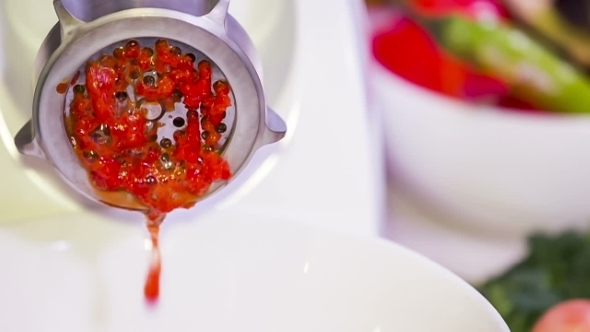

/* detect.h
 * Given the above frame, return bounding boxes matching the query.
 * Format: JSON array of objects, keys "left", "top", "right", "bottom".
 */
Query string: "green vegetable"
[
  {"left": 414, "top": 13, "right": 590, "bottom": 114},
  {"left": 478, "top": 230, "right": 590, "bottom": 332},
  {"left": 501, "top": 0, "right": 590, "bottom": 69}
]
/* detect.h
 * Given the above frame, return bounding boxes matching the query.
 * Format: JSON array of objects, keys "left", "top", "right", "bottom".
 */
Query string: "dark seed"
[
  {"left": 73, "top": 84, "right": 85, "bottom": 94},
  {"left": 129, "top": 70, "right": 140, "bottom": 79},
  {"left": 201, "top": 116, "right": 208, "bottom": 125},
  {"left": 201, "top": 131, "right": 209, "bottom": 140},
  {"left": 91, "top": 123, "right": 111, "bottom": 144},
  {"left": 126, "top": 40, "right": 139, "bottom": 48},
  {"left": 160, "top": 138, "right": 172, "bottom": 148},
  {"left": 114, "top": 154, "right": 126, "bottom": 165},
  {"left": 83, "top": 150, "right": 98, "bottom": 162},
  {"left": 215, "top": 123, "right": 227, "bottom": 134},
  {"left": 173, "top": 117, "right": 185, "bottom": 128},
  {"left": 91, "top": 134, "right": 106, "bottom": 144},
  {"left": 112, "top": 153, "right": 121, "bottom": 161},
  {"left": 155, "top": 39, "right": 167, "bottom": 48},
  {"left": 98, "top": 123, "right": 111, "bottom": 136},
  {"left": 143, "top": 47, "right": 154, "bottom": 56},
  {"left": 113, "top": 47, "right": 125, "bottom": 58},
  {"left": 170, "top": 46, "right": 181, "bottom": 55},
  {"left": 143, "top": 75, "right": 156, "bottom": 87},
  {"left": 186, "top": 53, "right": 196, "bottom": 62},
  {"left": 160, "top": 153, "right": 174, "bottom": 170},
  {"left": 172, "top": 89, "right": 183, "bottom": 99},
  {"left": 115, "top": 91, "right": 128, "bottom": 102}
]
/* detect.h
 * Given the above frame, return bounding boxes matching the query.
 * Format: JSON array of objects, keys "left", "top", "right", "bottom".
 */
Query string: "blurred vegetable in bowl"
[
  {"left": 478, "top": 230, "right": 590, "bottom": 332},
  {"left": 372, "top": 15, "right": 512, "bottom": 102},
  {"left": 417, "top": 11, "right": 590, "bottom": 114},
  {"left": 370, "top": 0, "right": 590, "bottom": 238},
  {"left": 412, "top": 0, "right": 510, "bottom": 19},
  {"left": 532, "top": 300, "right": 590, "bottom": 332},
  {"left": 502, "top": 0, "right": 590, "bottom": 69},
  {"left": 370, "top": 0, "right": 590, "bottom": 114}
]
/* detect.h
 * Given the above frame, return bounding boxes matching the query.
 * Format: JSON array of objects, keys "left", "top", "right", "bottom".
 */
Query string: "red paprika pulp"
[{"left": 62, "top": 38, "right": 234, "bottom": 302}]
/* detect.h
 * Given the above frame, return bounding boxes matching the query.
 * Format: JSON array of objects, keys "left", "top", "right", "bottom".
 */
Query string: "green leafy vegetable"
[{"left": 478, "top": 230, "right": 590, "bottom": 332}]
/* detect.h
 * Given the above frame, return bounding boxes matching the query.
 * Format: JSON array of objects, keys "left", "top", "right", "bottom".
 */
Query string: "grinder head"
[{"left": 14, "top": 0, "right": 287, "bottom": 211}]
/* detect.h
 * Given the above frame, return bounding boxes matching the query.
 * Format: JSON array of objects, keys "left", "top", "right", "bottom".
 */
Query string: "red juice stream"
[{"left": 144, "top": 212, "right": 165, "bottom": 303}]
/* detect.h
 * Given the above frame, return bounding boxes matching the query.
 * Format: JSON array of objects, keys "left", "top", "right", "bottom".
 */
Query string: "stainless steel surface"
[
  {"left": 59, "top": 0, "right": 221, "bottom": 22},
  {"left": 15, "top": 0, "right": 286, "bottom": 211}
]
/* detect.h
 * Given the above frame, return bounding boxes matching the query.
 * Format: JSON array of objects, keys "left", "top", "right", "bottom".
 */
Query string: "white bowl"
[
  {"left": 0, "top": 208, "right": 508, "bottom": 331},
  {"left": 372, "top": 56, "right": 590, "bottom": 237}
]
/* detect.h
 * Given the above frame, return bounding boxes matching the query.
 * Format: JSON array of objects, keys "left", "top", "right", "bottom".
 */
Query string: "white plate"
[{"left": 0, "top": 208, "right": 508, "bottom": 332}]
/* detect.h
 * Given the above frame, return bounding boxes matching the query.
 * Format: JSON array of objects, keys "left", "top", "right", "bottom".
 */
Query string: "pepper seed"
[
  {"left": 173, "top": 117, "right": 185, "bottom": 128},
  {"left": 115, "top": 91, "right": 128, "bottom": 102},
  {"left": 215, "top": 123, "right": 227, "bottom": 134},
  {"left": 126, "top": 40, "right": 139, "bottom": 48},
  {"left": 143, "top": 75, "right": 156, "bottom": 87},
  {"left": 83, "top": 150, "right": 98, "bottom": 162},
  {"left": 170, "top": 46, "right": 182, "bottom": 55},
  {"left": 73, "top": 84, "right": 86, "bottom": 94},
  {"left": 143, "top": 47, "right": 154, "bottom": 57},
  {"left": 160, "top": 138, "right": 172, "bottom": 148}
]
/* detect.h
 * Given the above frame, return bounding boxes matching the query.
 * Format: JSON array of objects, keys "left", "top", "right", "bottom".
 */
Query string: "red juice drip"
[
  {"left": 56, "top": 81, "right": 68, "bottom": 94},
  {"left": 144, "top": 212, "right": 165, "bottom": 303}
]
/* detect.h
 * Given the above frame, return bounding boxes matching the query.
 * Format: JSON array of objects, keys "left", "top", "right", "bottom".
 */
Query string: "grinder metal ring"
[{"left": 14, "top": 0, "right": 287, "bottom": 211}]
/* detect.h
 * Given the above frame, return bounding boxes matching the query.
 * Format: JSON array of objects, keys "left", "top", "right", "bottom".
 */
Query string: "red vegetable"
[
  {"left": 371, "top": 3, "right": 543, "bottom": 111},
  {"left": 372, "top": 14, "right": 509, "bottom": 100},
  {"left": 412, "top": 0, "right": 510, "bottom": 21},
  {"left": 373, "top": 16, "right": 442, "bottom": 91},
  {"left": 533, "top": 299, "right": 590, "bottom": 332},
  {"left": 66, "top": 39, "right": 232, "bottom": 216}
]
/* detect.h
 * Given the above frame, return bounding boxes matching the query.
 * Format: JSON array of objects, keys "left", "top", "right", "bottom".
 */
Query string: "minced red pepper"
[
  {"left": 62, "top": 39, "right": 233, "bottom": 302},
  {"left": 65, "top": 38, "right": 231, "bottom": 216}
]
